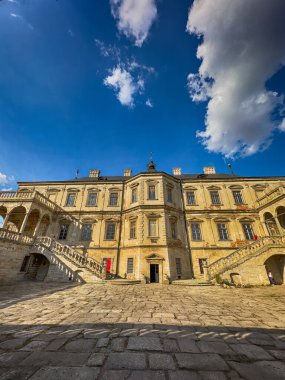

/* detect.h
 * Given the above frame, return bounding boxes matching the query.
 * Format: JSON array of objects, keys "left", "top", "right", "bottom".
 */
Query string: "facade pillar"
[
  {"left": 19, "top": 212, "right": 30, "bottom": 234},
  {"left": 2, "top": 212, "right": 11, "bottom": 229},
  {"left": 33, "top": 216, "right": 43, "bottom": 237}
]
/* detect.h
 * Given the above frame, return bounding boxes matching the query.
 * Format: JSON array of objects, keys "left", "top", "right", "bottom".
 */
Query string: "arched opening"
[
  {"left": 23, "top": 209, "right": 40, "bottom": 237},
  {"left": 38, "top": 214, "right": 50, "bottom": 236},
  {"left": 0, "top": 206, "right": 7, "bottom": 228},
  {"left": 264, "top": 254, "right": 285, "bottom": 285},
  {"left": 5, "top": 206, "right": 26, "bottom": 232},
  {"left": 276, "top": 206, "right": 285, "bottom": 231},
  {"left": 26, "top": 253, "right": 50, "bottom": 281},
  {"left": 264, "top": 212, "right": 279, "bottom": 236}
]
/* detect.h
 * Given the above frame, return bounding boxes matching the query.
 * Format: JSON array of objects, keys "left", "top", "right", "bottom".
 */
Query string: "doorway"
[{"left": 150, "top": 264, "right": 159, "bottom": 283}]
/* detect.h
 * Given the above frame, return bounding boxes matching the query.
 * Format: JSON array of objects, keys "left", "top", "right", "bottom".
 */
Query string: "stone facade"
[{"left": 0, "top": 162, "right": 285, "bottom": 284}]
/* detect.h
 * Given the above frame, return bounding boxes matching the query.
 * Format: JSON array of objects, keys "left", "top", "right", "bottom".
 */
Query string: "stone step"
[
  {"left": 171, "top": 279, "right": 214, "bottom": 286},
  {"left": 107, "top": 279, "right": 142, "bottom": 286}
]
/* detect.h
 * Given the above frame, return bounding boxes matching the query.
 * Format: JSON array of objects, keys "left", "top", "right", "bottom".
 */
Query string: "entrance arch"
[
  {"left": 276, "top": 206, "right": 285, "bottom": 231},
  {"left": 26, "top": 253, "right": 50, "bottom": 281},
  {"left": 5, "top": 206, "right": 26, "bottom": 232},
  {"left": 23, "top": 209, "right": 40, "bottom": 236},
  {"left": 264, "top": 254, "right": 285, "bottom": 285},
  {"left": 264, "top": 212, "right": 280, "bottom": 236}
]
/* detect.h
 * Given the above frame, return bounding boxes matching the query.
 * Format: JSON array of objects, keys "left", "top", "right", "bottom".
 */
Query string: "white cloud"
[
  {"left": 187, "top": 0, "right": 285, "bottom": 158},
  {"left": 110, "top": 0, "right": 157, "bottom": 47},
  {"left": 0, "top": 173, "right": 8, "bottom": 186},
  {"left": 104, "top": 66, "right": 137, "bottom": 107},
  {"left": 10, "top": 13, "right": 22, "bottom": 19},
  {"left": 146, "top": 98, "right": 153, "bottom": 108}
]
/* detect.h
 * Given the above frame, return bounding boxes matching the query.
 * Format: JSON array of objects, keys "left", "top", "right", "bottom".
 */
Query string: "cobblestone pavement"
[{"left": 0, "top": 282, "right": 284, "bottom": 380}]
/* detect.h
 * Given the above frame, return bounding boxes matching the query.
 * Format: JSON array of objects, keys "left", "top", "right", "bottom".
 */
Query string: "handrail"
[
  {"left": 0, "top": 228, "right": 34, "bottom": 245},
  {"left": 34, "top": 236, "right": 105, "bottom": 279},
  {"left": 206, "top": 235, "right": 285, "bottom": 279},
  {"left": 256, "top": 186, "right": 285, "bottom": 208}
]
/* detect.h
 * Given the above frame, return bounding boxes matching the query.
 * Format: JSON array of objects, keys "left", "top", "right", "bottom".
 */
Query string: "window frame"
[
  {"left": 242, "top": 223, "right": 254, "bottom": 241},
  {"left": 148, "top": 219, "right": 157, "bottom": 237},
  {"left": 175, "top": 258, "right": 182, "bottom": 275},
  {"left": 217, "top": 223, "right": 229, "bottom": 241},
  {"left": 167, "top": 187, "right": 173, "bottom": 203},
  {"left": 186, "top": 191, "right": 196, "bottom": 205},
  {"left": 130, "top": 220, "right": 137, "bottom": 239},
  {"left": 105, "top": 222, "right": 116, "bottom": 240},
  {"left": 191, "top": 223, "right": 202, "bottom": 241},
  {"left": 148, "top": 185, "right": 156, "bottom": 200},
  {"left": 233, "top": 190, "right": 244, "bottom": 205},
  {"left": 131, "top": 188, "right": 138, "bottom": 203},
  {"left": 65, "top": 193, "right": 76, "bottom": 207},
  {"left": 58, "top": 223, "right": 69, "bottom": 240},
  {"left": 86, "top": 192, "right": 98, "bottom": 207},
  {"left": 109, "top": 192, "right": 119, "bottom": 206},
  {"left": 81, "top": 223, "right": 93, "bottom": 241},
  {"left": 170, "top": 220, "right": 177, "bottom": 239},
  {"left": 210, "top": 191, "right": 221, "bottom": 205},
  {"left": 127, "top": 257, "right": 134, "bottom": 274}
]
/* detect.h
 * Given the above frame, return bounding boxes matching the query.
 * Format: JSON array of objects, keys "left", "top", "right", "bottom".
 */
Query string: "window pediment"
[
  {"left": 188, "top": 217, "right": 204, "bottom": 223},
  {"left": 47, "top": 188, "right": 61, "bottom": 193},
  {"left": 214, "top": 217, "right": 230, "bottom": 222},
  {"left": 67, "top": 188, "right": 80, "bottom": 192},
  {"left": 183, "top": 186, "right": 197, "bottom": 191},
  {"left": 207, "top": 185, "right": 221, "bottom": 190},
  {"left": 87, "top": 187, "right": 101, "bottom": 192},
  {"left": 146, "top": 213, "right": 161, "bottom": 218},
  {"left": 129, "top": 182, "right": 139, "bottom": 188},
  {"left": 81, "top": 218, "right": 97, "bottom": 223},
  {"left": 238, "top": 217, "right": 254, "bottom": 222},
  {"left": 109, "top": 187, "right": 122, "bottom": 192},
  {"left": 251, "top": 184, "right": 267, "bottom": 190},
  {"left": 228, "top": 185, "right": 243, "bottom": 190}
]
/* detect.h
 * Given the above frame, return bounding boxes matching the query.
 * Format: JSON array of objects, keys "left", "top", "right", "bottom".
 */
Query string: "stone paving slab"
[{"left": 0, "top": 282, "right": 284, "bottom": 379}]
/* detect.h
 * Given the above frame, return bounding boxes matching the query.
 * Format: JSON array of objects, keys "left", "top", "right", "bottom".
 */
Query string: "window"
[
  {"left": 109, "top": 192, "right": 118, "bottom": 206},
  {"left": 199, "top": 258, "right": 207, "bottom": 274},
  {"left": 148, "top": 185, "right": 156, "bottom": 200},
  {"left": 130, "top": 221, "right": 136, "bottom": 239},
  {"left": 81, "top": 224, "right": 92, "bottom": 241},
  {"left": 105, "top": 223, "right": 116, "bottom": 240},
  {"left": 186, "top": 191, "right": 196, "bottom": 205},
  {"left": 175, "top": 258, "right": 182, "bottom": 275},
  {"left": 58, "top": 224, "right": 69, "bottom": 240},
  {"left": 233, "top": 191, "right": 243, "bottom": 204},
  {"left": 20, "top": 256, "right": 30, "bottom": 272},
  {"left": 210, "top": 191, "right": 221, "bottom": 205},
  {"left": 167, "top": 188, "right": 172, "bottom": 203},
  {"left": 127, "top": 258, "right": 134, "bottom": 273},
  {"left": 242, "top": 223, "right": 254, "bottom": 240},
  {"left": 131, "top": 188, "right": 137, "bottom": 203},
  {"left": 65, "top": 193, "right": 76, "bottom": 207},
  {"left": 87, "top": 193, "right": 98, "bottom": 206},
  {"left": 149, "top": 219, "right": 157, "bottom": 237},
  {"left": 191, "top": 223, "right": 202, "bottom": 241},
  {"left": 217, "top": 223, "right": 229, "bottom": 240},
  {"left": 170, "top": 220, "right": 177, "bottom": 239}
]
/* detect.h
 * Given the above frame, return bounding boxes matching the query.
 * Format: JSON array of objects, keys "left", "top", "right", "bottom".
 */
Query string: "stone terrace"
[{"left": 0, "top": 283, "right": 285, "bottom": 379}]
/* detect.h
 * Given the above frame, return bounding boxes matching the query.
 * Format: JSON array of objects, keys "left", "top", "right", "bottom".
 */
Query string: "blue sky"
[{"left": 0, "top": 0, "right": 285, "bottom": 189}]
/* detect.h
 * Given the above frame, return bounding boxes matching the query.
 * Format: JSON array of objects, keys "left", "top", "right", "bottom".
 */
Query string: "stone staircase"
[{"left": 205, "top": 235, "right": 285, "bottom": 281}]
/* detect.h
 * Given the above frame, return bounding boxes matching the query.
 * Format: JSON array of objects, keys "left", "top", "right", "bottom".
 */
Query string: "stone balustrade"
[
  {"left": 0, "top": 228, "right": 34, "bottom": 245},
  {"left": 35, "top": 236, "right": 105, "bottom": 279},
  {"left": 206, "top": 235, "right": 285, "bottom": 280},
  {"left": 256, "top": 186, "right": 285, "bottom": 208}
]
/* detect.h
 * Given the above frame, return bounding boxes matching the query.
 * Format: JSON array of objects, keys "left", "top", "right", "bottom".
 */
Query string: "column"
[
  {"left": 33, "top": 216, "right": 43, "bottom": 237},
  {"left": 19, "top": 212, "right": 30, "bottom": 234}
]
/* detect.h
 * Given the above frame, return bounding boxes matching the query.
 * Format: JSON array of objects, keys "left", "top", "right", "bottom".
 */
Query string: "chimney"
[
  {"left": 89, "top": 169, "right": 101, "bottom": 178},
  {"left": 124, "top": 169, "right": 132, "bottom": 177},
  {"left": 173, "top": 167, "right": 182, "bottom": 176},
  {"left": 203, "top": 166, "right": 216, "bottom": 175}
]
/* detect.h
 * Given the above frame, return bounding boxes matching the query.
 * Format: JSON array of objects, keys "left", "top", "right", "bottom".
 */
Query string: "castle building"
[{"left": 0, "top": 161, "right": 285, "bottom": 285}]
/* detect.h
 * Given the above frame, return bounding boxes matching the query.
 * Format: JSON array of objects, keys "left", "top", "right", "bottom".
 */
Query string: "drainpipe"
[
  {"left": 116, "top": 181, "right": 125, "bottom": 276},
  {"left": 179, "top": 178, "right": 194, "bottom": 278}
]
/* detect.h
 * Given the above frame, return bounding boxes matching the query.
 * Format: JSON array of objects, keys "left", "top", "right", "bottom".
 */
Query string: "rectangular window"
[
  {"left": 149, "top": 219, "right": 157, "bottom": 237},
  {"left": 217, "top": 223, "right": 229, "bottom": 240},
  {"left": 87, "top": 193, "right": 98, "bottom": 206},
  {"left": 170, "top": 221, "right": 177, "bottom": 239},
  {"left": 131, "top": 188, "right": 138, "bottom": 203},
  {"left": 199, "top": 258, "right": 207, "bottom": 274},
  {"left": 210, "top": 191, "right": 221, "bottom": 205},
  {"left": 148, "top": 185, "right": 156, "bottom": 200},
  {"left": 105, "top": 223, "right": 116, "bottom": 240},
  {"left": 65, "top": 193, "right": 76, "bottom": 207},
  {"left": 242, "top": 223, "right": 254, "bottom": 240},
  {"left": 130, "top": 221, "right": 136, "bottom": 239},
  {"left": 167, "top": 188, "right": 172, "bottom": 203},
  {"left": 109, "top": 192, "right": 118, "bottom": 206},
  {"left": 175, "top": 258, "right": 182, "bottom": 275},
  {"left": 186, "top": 191, "right": 196, "bottom": 205},
  {"left": 191, "top": 223, "right": 202, "bottom": 241},
  {"left": 20, "top": 256, "right": 30, "bottom": 272},
  {"left": 58, "top": 224, "right": 69, "bottom": 240},
  {"left": 233, "top": 191, "right": 243, "bottom": 204},
  {"left": 81, "top": 224, "right": 92, "bottom": 241},
  {"left": 127, "top": 258, "right": 134, "bottom": 273}
]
